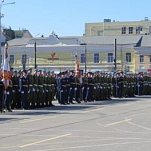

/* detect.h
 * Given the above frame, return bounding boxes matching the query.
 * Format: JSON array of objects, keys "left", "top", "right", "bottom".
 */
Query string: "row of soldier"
[{"left": 0, "top": 68, "right": 149, "bottom": 112}]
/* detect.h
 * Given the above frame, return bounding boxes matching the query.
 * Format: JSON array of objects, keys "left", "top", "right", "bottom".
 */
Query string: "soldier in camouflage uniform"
[
  {"left": 42, "top": 70, "right": 48, "bottom": 106},
  {"left": 38, "top": 70, "right": 44, "bottom": 107},
  {"left": 47, "top": 71, "right": 54, "bottom": 106},
  {"left": 33, "top": 69, "right": 38, "bottom": 108},
  {"left": 93, "top": 72, "right": 98, "bottom": 101},
  {"left": 82, "top": 73, "right": 88, "bottom": 102},
  {"left": 27, "top": 68, "right": 34, "bottom": 108},
  {"left": 99, "top": 73, "right": 104, "bottom": 100}
]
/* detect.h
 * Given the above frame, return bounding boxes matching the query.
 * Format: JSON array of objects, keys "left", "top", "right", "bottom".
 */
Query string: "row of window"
[
  {"left": 122, "top": 26, "right": 142, "bottom": 34},
  {"left": 2, "top": 53, "right": 132, "bottom": 64},
  {"left": 2, "top": 53, "right": 149, "bottom": 64},
  {"left": 80, "top": 53, "right": 131, "bottom": 63}
]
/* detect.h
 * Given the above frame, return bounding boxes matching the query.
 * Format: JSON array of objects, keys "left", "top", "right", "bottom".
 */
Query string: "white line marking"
[
  {"left": 19, "top": 133, "right": 72, "bottom": 148},
  {"left": 105, "top": 119, "right": 131, "bottom": 127},
  {"left": 20, "top": 116, "right": 56, "bottom": 124}
]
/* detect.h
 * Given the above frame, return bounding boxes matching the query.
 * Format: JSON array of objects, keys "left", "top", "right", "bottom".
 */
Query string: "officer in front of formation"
[{"left": 19, "top": 70, "right": 29, "bottom": 110}]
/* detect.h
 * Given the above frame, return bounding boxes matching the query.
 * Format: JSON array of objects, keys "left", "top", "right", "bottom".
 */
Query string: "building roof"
[
  {"left": 7, "top": 34, "right": 151, "bottom": 50},
  {"left": 79, "top": 35, "right": 142, "bottom": 45},
  {"left": 8, "top": 38, "right": 31, "bottom": 46}
]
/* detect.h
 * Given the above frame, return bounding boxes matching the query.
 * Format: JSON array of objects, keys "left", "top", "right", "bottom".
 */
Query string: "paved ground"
[{"left": 0, "top": 96, "right": 151, "bottom": 151}]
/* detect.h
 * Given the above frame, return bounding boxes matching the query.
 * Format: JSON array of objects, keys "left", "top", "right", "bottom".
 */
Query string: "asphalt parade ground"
[{"left": 0, "top": 96, "right": 151, "bottom": 151}]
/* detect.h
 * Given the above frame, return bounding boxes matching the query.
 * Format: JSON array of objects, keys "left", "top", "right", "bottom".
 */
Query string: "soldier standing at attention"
[
  {"left": 86, "top": 72, "right": 94, "bottom": 102},
  {"left": 38, "top": 70, "right": 44, "bottom": 107},
  {"left": 59, "top": 72, "right": 67, "bottom": 105},
  {"left": 75, "top": 73, "right": 81, "bottom": 103},
  {"left": 4, "top": 78, "right": 13, "bottom": 112},
  {"left": 19, "top": 70, "right": 29, "bottom": 110},
  {"left": 68, "top": 71, "right": 76, "bottom": 104},
  {"left": 12, "top": 70, "right": 20, "bottom": 109},
  {"left": 33, "top": 69, "right": 38, "bottom": 108},
  {"left": 27, "top": 68, "right": 34, "bottom": 108},
  {"left": 137, "top": 73, "right": 144, "bottom": 95},
  {"left": 0, "top": 74, "right": 5, "bottom": 112},
  {"left": 82, "top": 73, "right": 88, "bottom": 102}
]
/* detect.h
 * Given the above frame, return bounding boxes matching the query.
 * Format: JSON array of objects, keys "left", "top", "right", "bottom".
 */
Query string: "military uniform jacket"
[{"left": 19, "top": 76, "right": 29, "bottom": 92}]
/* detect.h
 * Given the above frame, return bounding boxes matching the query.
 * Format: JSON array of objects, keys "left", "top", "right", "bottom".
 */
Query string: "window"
[
  {"left": 94, "top": 53, "right": 100, "bottom": 63},
  {"left": 21, "top": 54, "right": 27, "bottom": 64},
  {"left": 136, "top": 26, "right": 142, "bottom": 34},
  {"left": 122, "top": 27, "right": 126, "bottom": 34},
  {"left": 108, "top": 53, "right": 113, "bottom": 63},
  {"left": 140, "top": 55, "right": 144, "bottom": 63},
  {"left": 129, "top": 27, "right": 133, "bottom": 34},
  {"left": 10, "top": 55, "right": 15, "bottom": 64},
  {"left": 0, "top": 55, "right": 2, "bottom": 64},
  {"left": 150, "top": 55, "right": 151, "bottom": 62},
  {"left": 80, "top": 53, "right": 85, "bottom": 63},
  {"left": 126, "top": 53, "right": 131, "bottom": 62}
]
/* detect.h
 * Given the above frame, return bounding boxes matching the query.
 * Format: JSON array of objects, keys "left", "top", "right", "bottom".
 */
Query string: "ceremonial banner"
[
  {"left": 3, "top": 43, "right": 10, "bottom": 88},
  {"left": 75, "top": 54, "right": 80, "bottom": 78}
]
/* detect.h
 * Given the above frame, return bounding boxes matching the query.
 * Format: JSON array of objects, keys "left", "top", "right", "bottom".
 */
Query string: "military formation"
[{"left": 0, "top": 68, "right": 151, "bottom": 112}]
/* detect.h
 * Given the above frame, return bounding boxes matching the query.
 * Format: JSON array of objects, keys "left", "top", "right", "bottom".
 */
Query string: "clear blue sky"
[{"left": 2, "top": 0, "right": 151, "bottom": 37}]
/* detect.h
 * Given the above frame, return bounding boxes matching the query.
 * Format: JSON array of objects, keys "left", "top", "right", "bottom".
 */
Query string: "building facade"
[
  {"left": 3, "top": 34, "right": 140, "bottom": 73},
  {"left": 85, "top": 18, "right": 151, "bottom": 36}
]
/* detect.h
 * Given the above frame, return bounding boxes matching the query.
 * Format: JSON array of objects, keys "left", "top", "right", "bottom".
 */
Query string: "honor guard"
[
  {"left": 68, "top": 71, "right": 76, "bottom": 104},
  {"left": 86, "top": 72, "right": 94, "bottom": 102},
  {"left": 4, "top": 78, "right": 13, "bottom": 112},
  {"left": 19, "top": 70, "right": 29, "bottom": 110},
  {"left": 0, "top": 74, "right": 5, "bottom": 112},
  {"left": 27, "top": 68, "right": 34, "bottom": 108},
  {"left": 33, "top": 69, "right": 38, "bottom": 107},
  {"left": 137, "top": 73, "right": 144, "bottom": 95},
  {"left": 82, "top": 73, "right": 88, "bottom": 102},
  {"left": 12, "top": 70, "right": 20, "bottom": 109},
  {"left": 75, "top": 73, "right": 81, "bottom": 103},
  {"left": 37, "top": 70, "right": 44, "bottom": 107},
  {"left": 59, "top": 72, "right": 67, "bottom": 105}
]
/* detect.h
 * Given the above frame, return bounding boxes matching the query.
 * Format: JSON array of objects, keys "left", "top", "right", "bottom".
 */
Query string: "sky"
[{"left": 1, "top": 0, "right": 151, "bottom": 37}]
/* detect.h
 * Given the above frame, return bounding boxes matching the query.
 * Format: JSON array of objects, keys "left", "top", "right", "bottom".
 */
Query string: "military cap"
[
  {"left": 70, "top": 70, "right": 74, "bottom": 73},
  {"left": 28, "top": 68, "right": 32, "bottom": 71},
  {"left": 22, "top": 70, "right": 27, "bottom": 73},
  {"left": 46, "top": 70, "right": 50, "bottom": 73},
  {"left": 58, "top": 72, "right": 62, "bottom": 76}
]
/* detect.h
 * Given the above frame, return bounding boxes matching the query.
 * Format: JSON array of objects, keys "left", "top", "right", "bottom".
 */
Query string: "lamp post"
[
  {"left": 114, "top": 38, "right": 117, "bottom": 72},
  {"left": 80, "top": 43, "right": 87, "bottom": 73},
  {"left": 34, "top": 33, "right": 40, "bottom": 69},
  {"left": 0, "top": 0, "right": 15, "bottom": 69}
]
